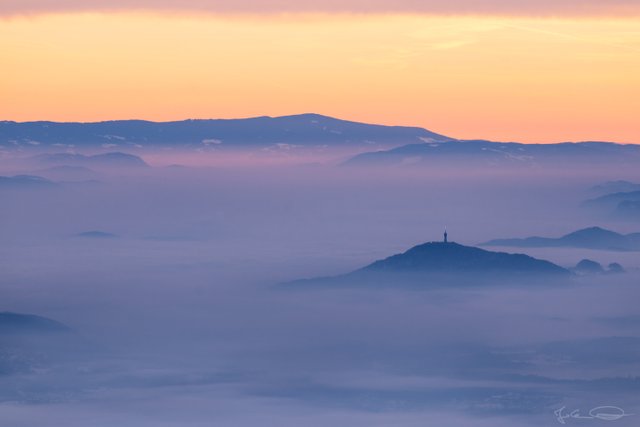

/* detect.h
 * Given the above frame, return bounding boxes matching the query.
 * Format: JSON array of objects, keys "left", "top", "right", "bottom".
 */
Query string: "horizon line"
[{"left": 2, "top": 113, "right": 635, "bottom": 145}]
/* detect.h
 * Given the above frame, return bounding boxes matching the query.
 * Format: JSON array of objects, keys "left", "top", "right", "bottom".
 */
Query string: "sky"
[{"left": 1, "top": 1, "right": 640, "bottom": 143}]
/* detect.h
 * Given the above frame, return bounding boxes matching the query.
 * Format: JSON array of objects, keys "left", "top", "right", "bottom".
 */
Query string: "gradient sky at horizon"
[{"left": 1, "top": 2, "right": 640, "bottom": 143}]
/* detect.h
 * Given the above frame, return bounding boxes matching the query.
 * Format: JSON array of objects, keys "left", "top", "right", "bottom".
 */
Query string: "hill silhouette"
[
  {"left": 344, "top": 140, "right": 640, "bottom": 167},
  {"left": 362, "top": 242, "right": 568, "bottom": 275},
  {"left": 1, "top": 114, "right": 451, "bottom": 149},
  {"left": 583, "top": 190, "right": 640, "bottom": 210},
  {"left": 34, "top": 152, "right": 148, "bottom": 168},
  {"left": 0, "top": 175, "right": 57, "bottom": 188},
  {"left": 289, "top": 241, "right": 569, "bottom": 288},
  {"left": 0, "top": 312, "right": 95, "bottom": 375},
  {"left": 482, "top": 226, "right": 640, "bottom": 251},
  {"left": 0, "top": 312, "right": 71, "bottom": 334},
  {"left": 75, "top": 231, "right": 118, "bottom": 239}
]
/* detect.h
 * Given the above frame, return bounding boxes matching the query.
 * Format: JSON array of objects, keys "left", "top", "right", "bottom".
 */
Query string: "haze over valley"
[{"left": 1, "top": 115, "right": 639, "bottom": 426}]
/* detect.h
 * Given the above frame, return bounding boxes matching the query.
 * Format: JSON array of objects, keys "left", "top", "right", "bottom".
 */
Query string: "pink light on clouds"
[{"left": 2, "top": 0, "right": 640, "bottom": 17}]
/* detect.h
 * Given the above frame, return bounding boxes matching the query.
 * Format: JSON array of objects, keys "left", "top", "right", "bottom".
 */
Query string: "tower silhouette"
[{"left": 444, "top": 229, "right": 448, "bottom": 243}]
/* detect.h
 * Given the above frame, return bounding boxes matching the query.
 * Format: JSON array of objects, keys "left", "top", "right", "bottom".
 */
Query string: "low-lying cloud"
[{"left": 2, "top": 150, "right": 640, "bottom": 426}]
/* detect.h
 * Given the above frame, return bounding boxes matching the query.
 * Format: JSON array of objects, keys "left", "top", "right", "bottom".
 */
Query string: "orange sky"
[{"left": 1, "top": 12, "right": 639, "bottom": 143}]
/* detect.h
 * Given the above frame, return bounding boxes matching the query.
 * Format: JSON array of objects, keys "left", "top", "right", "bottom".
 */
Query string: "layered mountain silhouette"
[
  {"left": 289, "top": 241, "right": 569, "bottom": 287},
  {"left": 34, "top": 152, "right": 148, "bottom": 168},
  {"left": 0, "top": 174, "right": 57, "bottom": 188},
  {"left": 615, "top": 200, "right": 640, "bottom": 219},
  {"left": 583, "top": 191, "right": 640, "bottom": 220},
  {"left": 482, "top": 226, "right": 640, "bottom": 251},
  {"left": 75, "top": 231, "right": 118, "bottom": 239},
  {"left": 572, "top": 259, "right": 625, "bottom": 275},
  {"left": 35, "top": 165, "right": 100, "bottom": 179},
  {"left": 3, "top": 114, "right": 637, "bottom": 166},
  {"left": 0, "top": 114, "right": 450, "bottom": 149},
  {"left": 583, "top": 190, "right": 640, "bottom": 209},
  {"left": 0, "top": 312, "right": 92, "bottom": 375},
  {"left": 0, "top": 312, "right": 71, "bottom": 334},
  {"left": 345, "top": 140, "right": 640, "bottom": 167},
  {"left": 589, "top": 180, "right": 640, "bottom": 196},
  {"left": 363, "top": 242, "right": 568, "bottom": 274}
]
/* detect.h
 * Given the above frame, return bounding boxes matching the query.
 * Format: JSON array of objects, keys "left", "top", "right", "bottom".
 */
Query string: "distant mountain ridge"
[
  {"left": 345, "top": 140, "right": 640, "bottom": 167},
  {"left": 75, "top": 231, "right": 118, "bottom": 239},
  {"left": 290, "top": 241, "right": 569, "bottom": 287},
  {"left": 482, "top": 226, "right": 640, "bottom": 251},
  {"left": 34, "top": 152, "right": 148, "bottom": 168},
  {"left": 0, "top": 312, "right": 71, "bottom": 334},
  {"left": 0, "top": 312, "right": 93, "bottom": 376},
  {"left": 584, "top": 191, "right": 640, "bottom": 208},
  {"left": 0, "top": 174, "right": 57, "bottom": 188},
  {"left": 589, "top": 181, "right": 640, "bottom": 195},
  {"left": 0, "top": 114, "right": 451, "bottom": 149},
  {"left": 4, "top": 114, "right": 637, "bottom": 165},
  {"left": 582, "top": 189, "right": 640, "bottom": 221},
  {"left": 572, "top": 259, "right": 625, "bottom": 275}
]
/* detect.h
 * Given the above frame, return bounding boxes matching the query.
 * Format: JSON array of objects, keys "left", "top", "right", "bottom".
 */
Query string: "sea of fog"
[{"left": 1, "top": 152, "right": 639, "bottom": 426}]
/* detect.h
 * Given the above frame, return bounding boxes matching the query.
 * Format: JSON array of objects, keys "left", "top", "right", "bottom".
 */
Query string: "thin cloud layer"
[{"left": 2, "top": 0, "right": 640, "bottom": 17}]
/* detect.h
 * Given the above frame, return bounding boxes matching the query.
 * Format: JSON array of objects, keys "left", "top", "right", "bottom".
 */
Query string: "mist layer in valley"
[{"left": 1, "top": 142, "right": 639, "bottom": 426}]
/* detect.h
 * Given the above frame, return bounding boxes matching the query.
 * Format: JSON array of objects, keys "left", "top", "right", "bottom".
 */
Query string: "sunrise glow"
[{"left": 2, "top": 9, "right": 639, "bottom": 142}]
